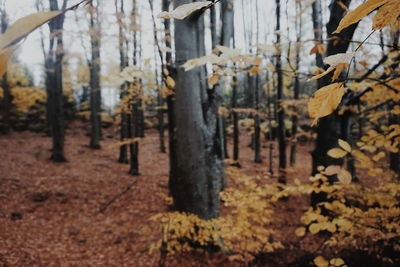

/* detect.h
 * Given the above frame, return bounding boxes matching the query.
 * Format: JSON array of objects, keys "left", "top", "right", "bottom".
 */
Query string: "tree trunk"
[
  {"left": 311, "top": 0, "right": 358, "bottom": 175},
  {"left": 0, "top": 10, "right": 10, "bottom": 134},
  {"left": 116, "top": 0, "right": 129, "bottom": 163},
  {"left": 290, "top": 0, "right": 302, "bottom": 166},
  {"left": 169, "top": 0, "right": 222, "bottom": 219},
  {"left": 275, "top": 0, "right": 286, "bottom": 182},
  {"left": 46, "top": 0, "right": 67, "bottom": 162},
  {"left": 89, "top": 0, "right": 102, "bottom": 149}
]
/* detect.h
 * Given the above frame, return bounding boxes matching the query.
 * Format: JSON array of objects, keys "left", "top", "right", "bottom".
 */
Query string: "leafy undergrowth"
[{"left": 1, "top": 122, "right": 387, "bottom": 266}]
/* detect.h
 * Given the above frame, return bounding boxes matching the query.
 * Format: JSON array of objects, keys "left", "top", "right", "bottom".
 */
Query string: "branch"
[{"left": 98, "top": 179, "right": 137, "bottom": 213}]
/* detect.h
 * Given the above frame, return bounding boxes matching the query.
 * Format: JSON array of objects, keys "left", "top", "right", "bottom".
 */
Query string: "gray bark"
[
  {"left": 169, "top": 0, "right": 223, "bottom": 219},
  {"left": 46, "top": 0, "right": 67, "bottom": 162},
  {"left": 89, "top": 0, "right": 102, "bottom": 149}
]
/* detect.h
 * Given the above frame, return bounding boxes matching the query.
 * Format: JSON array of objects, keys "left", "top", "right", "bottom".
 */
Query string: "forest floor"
[{"left": 0, "top": 122, "right": 322, "bottom": 266}]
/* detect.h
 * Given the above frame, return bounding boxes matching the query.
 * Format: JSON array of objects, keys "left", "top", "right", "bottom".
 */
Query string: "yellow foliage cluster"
[
  {"left": 10, "top": 86, "right": 46, "bottom": 113},
  {"left": 150, "top": 167, "right": 283, "bottom": 262}
]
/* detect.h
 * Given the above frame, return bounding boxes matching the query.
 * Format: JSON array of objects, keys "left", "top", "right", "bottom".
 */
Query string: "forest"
[{"left": 0, "top": 0, "right": 399, "bottom": 266}]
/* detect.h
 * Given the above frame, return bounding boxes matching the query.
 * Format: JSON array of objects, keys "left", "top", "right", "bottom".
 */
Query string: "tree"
[
  {"left": 275, "top": 0, "right": 286, "bottom": 182},
  {"left": 169, "top": 0, "right": 223, "bottom": 219},
  {"left": 0, "top": 5, "right": 10, "bottom": 134},
  {"left": 89, "top": 0, "right": 102, "bottom": 149},
  {"left": 45, "top": 0, "right": 68, "bottom": 162},
  {"left": 311, "top": 0, "right": 359, "bottom": 175}
]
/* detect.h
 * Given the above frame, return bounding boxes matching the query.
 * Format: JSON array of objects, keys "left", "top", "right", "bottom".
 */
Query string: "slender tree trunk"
[
  {"left": 254, "top": 75, "right": 262, "bottom": 163},
  {"left": 116, "top": 0, "right": 129, "bottom": 163},
  {"left": 290, "top": 0, "right": 302, "bottom": 166},
  {"left": 129, "top": 0, "right": 140, "bottom": 175},
  {"left": 46, "top": 0, "right": 67, "bottom": 162},
  {"left": 89, "top": 0, "right": 102, "bottom": 149},
  {"left": 0, "top": 9, "right": 10, "bottom": 134},
  {"left": 169, "top": 0, "right": 222, "bottom": 219},
  {"left": 275, "top": 0, "right": 286, "bottom": 182}
]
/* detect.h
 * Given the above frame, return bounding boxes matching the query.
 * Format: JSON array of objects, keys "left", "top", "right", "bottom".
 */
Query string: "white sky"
[{"left": 2, "top": 0, "right": 383, "bottom": 109}]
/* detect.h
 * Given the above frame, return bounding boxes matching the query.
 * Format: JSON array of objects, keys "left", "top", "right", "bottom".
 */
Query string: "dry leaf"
[
  {"left": 372, "top": 0, "right": 400, "bottom": 30},
  {"left": 324, "top": 52, "right": 354, "bottom": 67},
  {"left": 327, "top": 148, "right": 348, "bottom": 158},
  {"left": 309, "top": 66, "right": 335, "bottom": 81},
  {"left": 338, "top": 168, "right": 352, "bottom": 184},
  {"left": 157, "top": 1, "right": 212, "bottom": 20},
  {"left": 334, "top": 0, "right": 388, "bottom": 33},
  {"left": 331, "top": 63, "right": 348, "bottom": 81},
  {"left": 308, "top": 83, "right": 345, "bottom": 124},
  {"left": 295, "top": 227, "right": 306, "bottom": 237},
  {"left": 0, "top": 45, "right": 17, "bottom": 77},
  {"left": 0, "top": 11, "right": 62, "bottom": 51},
  {"left": 166, "top": 76, "right": 176, "bottom": 89},
  {"left": 208, "top": 74, "right": 219, "bottom": 86},
  {"left": 314, "top": 256, "right": 329, "bottom": 267},
  {"left": 338, "top": 139, "right": 352, "bottom": 153},
  {"left": 324, "top": 165, "right": 341, "bottom": 176}
]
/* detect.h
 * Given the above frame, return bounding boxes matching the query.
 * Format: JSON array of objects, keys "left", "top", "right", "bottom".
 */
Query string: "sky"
[{"left": 2, "top": 0, "right": 383, "bottom": 109}]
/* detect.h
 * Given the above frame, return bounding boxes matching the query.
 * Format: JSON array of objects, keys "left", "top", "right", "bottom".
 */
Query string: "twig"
[{"left": 98, "top": 179, "right": 137, "bottom": 213}]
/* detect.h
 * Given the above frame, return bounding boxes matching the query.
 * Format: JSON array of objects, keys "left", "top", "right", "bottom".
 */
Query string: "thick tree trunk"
[
  {"left": 89, "top": 0, "right": 102, "bottom": 149},
  {"left": 311, "top": 0, "right": 358, "bottom": 175},
  {"left": 169, "top": 0, "right": 222, "bottom": 219},
  {"left": 46, "top": 0, "right": 67, "bottom": 162}
]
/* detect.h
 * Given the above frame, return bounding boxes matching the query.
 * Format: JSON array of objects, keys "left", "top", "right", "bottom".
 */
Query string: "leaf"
[
  {"left": 157, "top": 1, "right": 212, "bottom": 20},
  {"left": 330, "top": 258, "right": 345, "bottom": 266},
  {"left": 308, "top": 83, "right": 345, "bottom": 124},
  {"left": 372, "top": 0, "right": 400, "bottom": 30},
  {"left": 324, "top": 53, "right": 354, "bottom": 67},
  {"left": 0, "top": 11, "right": 62, "bottom": 51},
  {"left": 183, "top": 54, "right": 221, "bottom": 71},
  {"left": 334, "top": 0, "right": 388, "bottom": 33},
  {"left": 331, "top": 63, "right": 348, "bottom": 81},
  {"left": 0, "top": 45, "right": 17, "bottom": 77},
  {"left": 208, "top": 74, "right": 219, "bottom": 86},
  {"left": 327, "top": 148, "right": 348, "bottom": 158},
  {"left": 309, "top": 66, "right": 335, "bottom": 81},
  {"left": 295, "top": 227, "right": 306, "bottom": 237},
  {"left": 324, "top": 165, "right": 341, "bottom": 175},
  {"left": 338, "top": 139, "right": 352, "bottom": 152},
  {"left": 338, "top": 169, "right": 352, "bottom": 185},
  {"left": 309, "top": 223, "right": 320, "bottom": 234},
  {"left": 314, "top": 256, "right": 329, "bottom": 267},
  {"left": 166, "top": 76, "right": 176, "bottom": 89}
]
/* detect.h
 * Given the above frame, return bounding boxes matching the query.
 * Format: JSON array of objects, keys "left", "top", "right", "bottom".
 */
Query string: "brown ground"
[{"left": 0, "top": 123, "right": 318, "bottom": 266}]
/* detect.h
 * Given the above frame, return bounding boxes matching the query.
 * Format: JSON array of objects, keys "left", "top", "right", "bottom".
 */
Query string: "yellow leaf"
[
  {"left": 0, "top": 11, "right": 62, "bottom": 51},
  {"left": 314, "top": 256, "right": 329, "bottom": 267},
  {"left": 0, "top": 45, "right": 17, "bottom": 77},
  {"left": 157, "top": 1, "right": 212, "bottom": 20},
  {"left": 372, "top": 0, "right": 400, "bottom": 30},
  {"left": 338, "top": 168, "right": 352, "bottom": 184},
  {"left": 324, "top": 165, "right": 341, "bottom": 175},
  {"left": 309, "top": 66, "right": 335, "bottom": 81},
  {"left": 295, "top": 227, "right": 306, "bottom": 237},
  {"left": 208, "top": 74, "right": 219, "bottom": 86},
  {"left": 308, "top": 83, "right": 345, "bottom": 123},
  {"left": 330, "top": 258, "right": 345, "bottom": 266},
  {"left": 331, "top": 63, "right": 349, "bottom": 81},
  {"left": 309, "top": 223, "right": 320, "bottom": 234},
  {"left": 338, "top": 139, "right": 351, "bottom": 152},
  {"left": 166, "top": 76, "right": 176, "bottom": 89},
  {"left": 327, "top": 148, "right": 348, "bottom": 158},
  {"left": 334, "top": 0, "right": 388, "bottom": 33}
]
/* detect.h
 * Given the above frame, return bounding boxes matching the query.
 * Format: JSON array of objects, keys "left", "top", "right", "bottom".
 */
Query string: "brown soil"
[{"left": 0, "top": 123, "right": 318, "bottom": 266}]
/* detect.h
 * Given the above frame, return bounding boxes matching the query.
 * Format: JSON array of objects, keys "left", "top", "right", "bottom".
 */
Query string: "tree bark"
[
  {"left": 169, "top": 0, "right": 222, "bottom": 219},
  {"left": 89, "top": 0, "right": 102, "bottom": 149},
  {"left": 0, "top": 9, "right": 10, "bottom": 134},
  {"left": 46, "top": 0, "right": 67, "bottom": 162},
  {"left": 116, "top": 0, "right": 129, "bottom": 163},
  {"left": 275, "top": 0, "right": 286, "bottom": 182}
]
